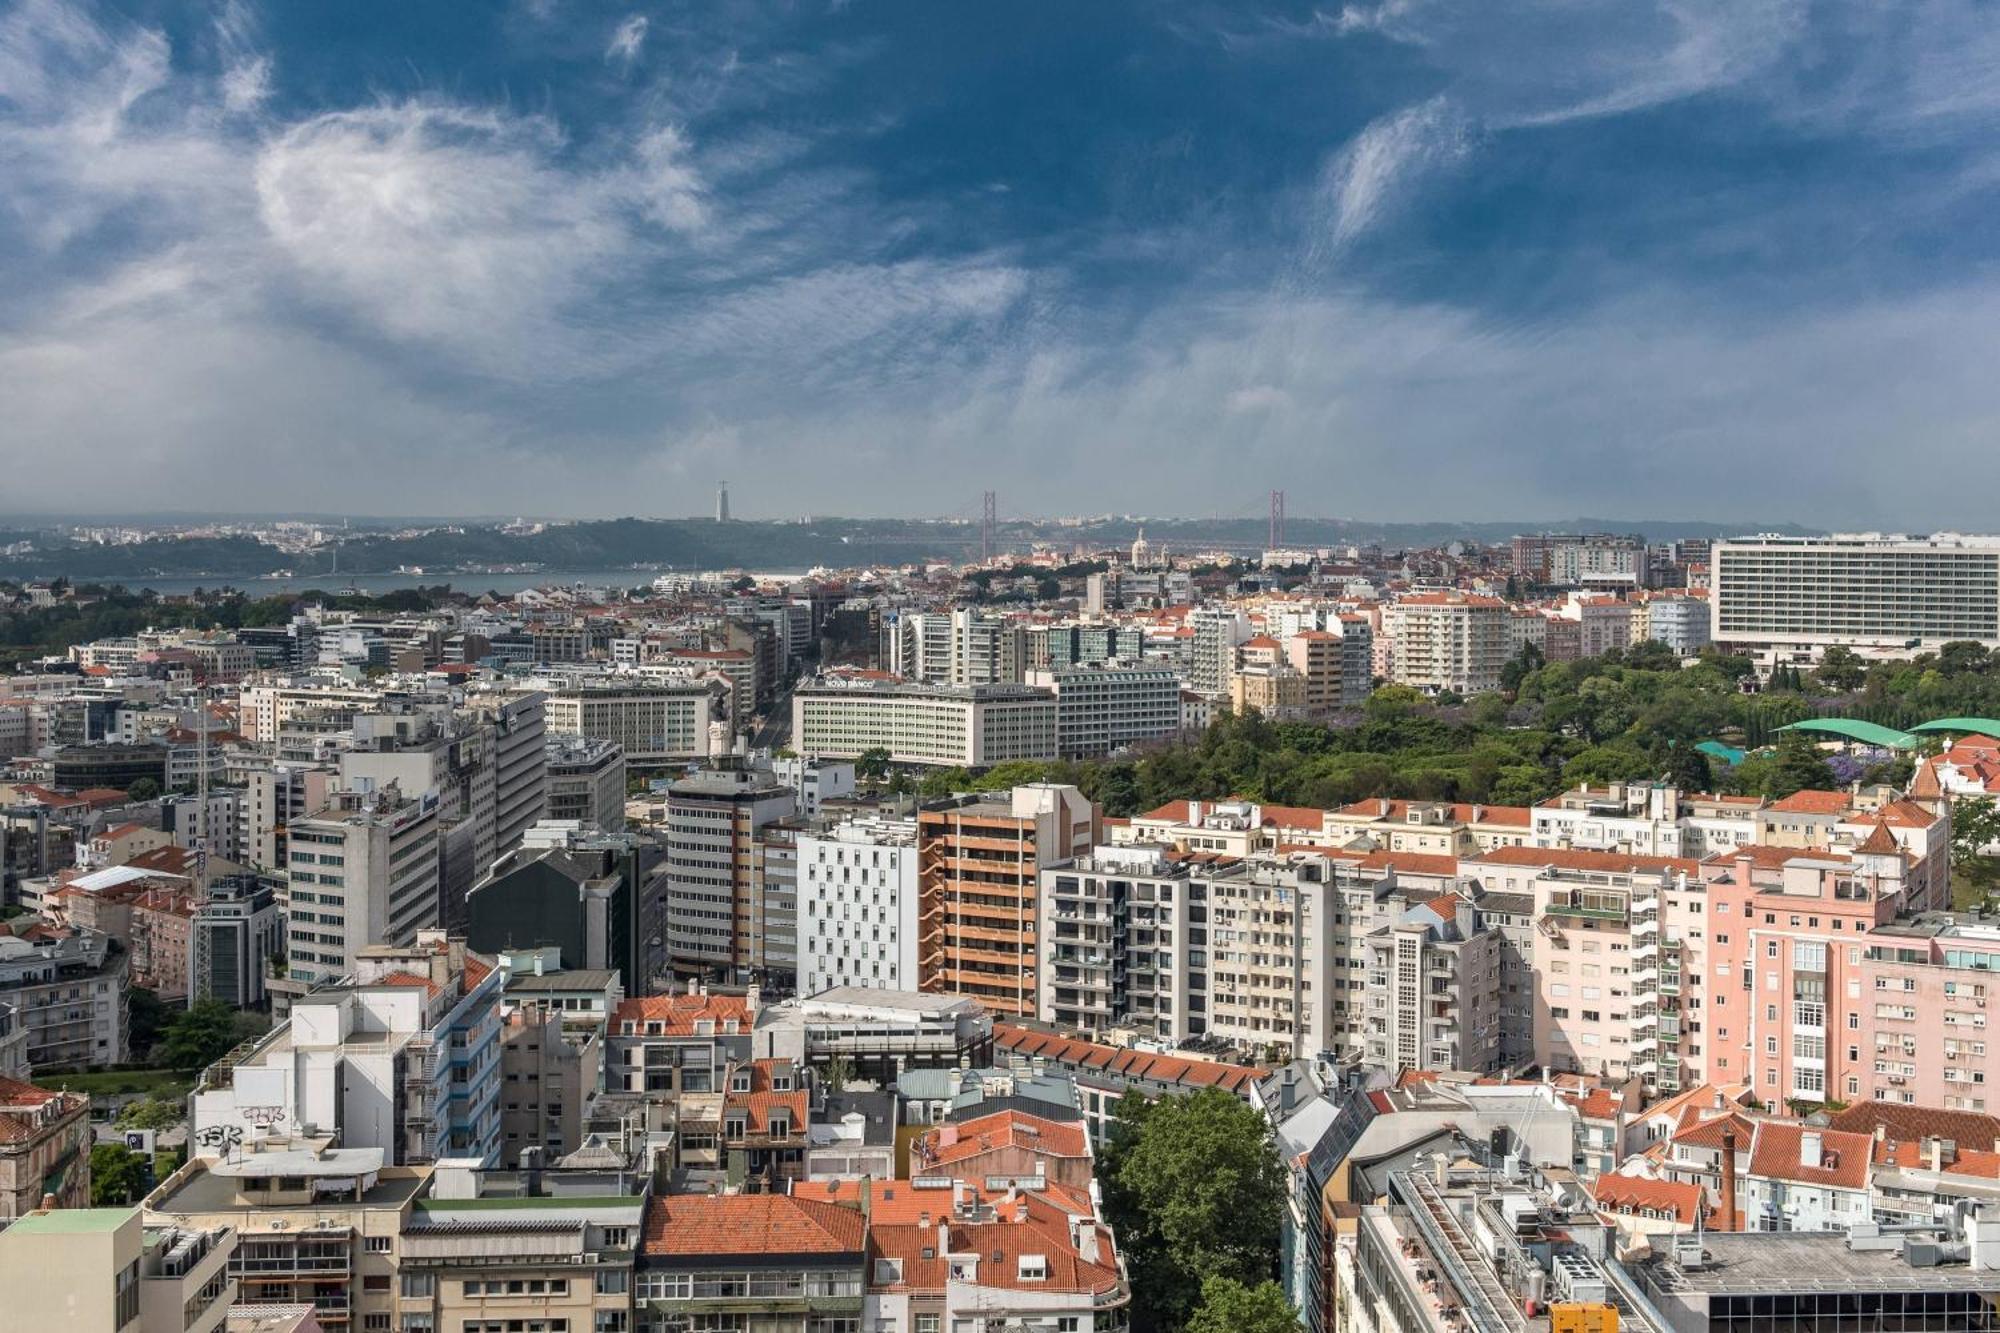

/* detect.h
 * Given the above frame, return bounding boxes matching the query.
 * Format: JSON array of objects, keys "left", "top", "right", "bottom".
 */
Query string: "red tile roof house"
[
  {"left": 909, "top": 1109, "right": 1097, "bottom": 1193},
  {"left": 863, "top": 1180, "right": 1129, "bottom": 1332},
  {"left": 992, "top": 1022, "right": 1263, "bottom": 1141},
  {"left": 637, "top": 1193, "right": 866, "bottom": 1326}
]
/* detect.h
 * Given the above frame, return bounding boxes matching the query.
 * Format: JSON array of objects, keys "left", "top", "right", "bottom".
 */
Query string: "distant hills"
[{"left": 0, "top": 515, "right": 1822, "bottom": 581}]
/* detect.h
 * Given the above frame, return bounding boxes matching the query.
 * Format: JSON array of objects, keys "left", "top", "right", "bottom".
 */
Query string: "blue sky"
[{"left": 4, "top": 0, "right": 2000, "bottom": 524}]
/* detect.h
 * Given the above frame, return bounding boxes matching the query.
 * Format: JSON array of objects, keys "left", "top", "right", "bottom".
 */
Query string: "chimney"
[
  {"left": 1931, "top": 1138, "right": 1945, "bottom": 1173},
  {"left": 522, "top": 1144, "right": 545, "bottom": 1198},
  {"left": 1801, "top": 1131, "right": 1822, "bottom": 1170},
  {"left": 1720, "top": 1129, "right": 1741, "bottom": 1233}
]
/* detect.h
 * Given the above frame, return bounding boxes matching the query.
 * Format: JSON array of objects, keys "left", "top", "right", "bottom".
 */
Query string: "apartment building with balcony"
[
  {"left": 749, "top": 987, "right": 994, "bottom": 1086},
  {"left": 0, "top": 1205, "right": 235, "bottom": 1333},
  {"left": 1495, "top": 846, "right": 1709, "bottom": 1093},
  {"left": 606, "top": 989, "right": 756, "bottom": 1100},
  {"left": 192, "top": 932, "right": 504, "bottom": 1167},
  {"left": 0, "top": 916, "right": 129, "bottom": 1069},
  {"left": 1199, "top": 855, "right": 1338, "bottom": 1062},
  {"left": 1711, "top": 531, "right": 2000, "bottom": 663},
  {"left": 1831, "top": 912, "right": 2000, "bottom": 1112},
  {"left": 917, "top": 786, "right": 1095, "bottom": 1020},
  {"left": 0, "top": 1072, "right": 91, "bottom": 1218},
  {"left": 1531, "top": 782, "right": 1766, "bottom": 859},
  {"left": 145, "top": 1143, "right": 650, "bottom": 1333},
  {"left": 1038, "top": 845, "right": 1197, "bottom": 1044},
  {"left": 1034, "top": 659, "right": 1183, "bottom": 759},
  {"left": 1703, "top": 829, "right": 1930, "bottom": 1104},
  {"left": 147, "top": 1143, "right": 423, "bottom": 1331},
  {"left": 1361, "top": 893, "right": 1504, "bottom": 1075},
  {"left": 1382, "top": 592, "right": 1510, "bottom": 695},
  {"left": 1326, "top": 797, "right": 1534, "bottom": 856},
  {"left": 396, "top": 1171, "right": 645, "bottom": 1333},
  {"left": 636, "top": 1193, "right": 866, "bottom": 1333}
]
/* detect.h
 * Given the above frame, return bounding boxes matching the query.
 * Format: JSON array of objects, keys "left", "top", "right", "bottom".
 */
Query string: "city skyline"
[{"left": 6, "top": 1, "right": 2000, "bottom": 523}]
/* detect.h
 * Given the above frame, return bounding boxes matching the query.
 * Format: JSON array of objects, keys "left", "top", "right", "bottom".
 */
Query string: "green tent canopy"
[{"left": 1775, "top": 718, "right": 1917, "bottom": 749}]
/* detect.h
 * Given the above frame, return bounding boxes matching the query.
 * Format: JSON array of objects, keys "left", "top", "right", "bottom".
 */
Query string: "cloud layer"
[{"left": 4, "top": 0, "right": 2000, "bottom": 524}]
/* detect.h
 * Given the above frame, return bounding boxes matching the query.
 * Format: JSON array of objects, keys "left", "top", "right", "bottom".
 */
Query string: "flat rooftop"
[
  {"left": 1643, "top": 1231, "right": 2000, "bottom": 1295},
  {"left": 4, "top": 1206, "right": 133, "bottom": 1235},
  {"left": 506, "top": 969, "right": 620, "bottom": 992},
  {"left": 153, "top": 1165, "right": 428, "bottom": 1216},
  {"left": 800, "top": 985, "right": 980, "bottom": 1014}
]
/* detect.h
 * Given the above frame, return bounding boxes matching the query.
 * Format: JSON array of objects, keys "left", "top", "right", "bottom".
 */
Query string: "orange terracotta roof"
[
  {"left": 1332, "top": 849, "right": 1462, "bottom": 877},
  {"left": 614, "top": 992, "right": 753, "bottom": 1036},
  {"left": 1873, "top": 1140, "right": 2000, "bottom": 1179},
  {"left": 1852, "top": 820, "right": 1903, "bottom": 856},
  {"left": 794, "top": 1176, "right": 1096, "bottom": 1226},
  {"left": 642, "top": 1194, "right": 864, "bottom": 1257},
  {"left": 1718, "top": 844, "right": 1851, "bottom": 869},
  {"left": 1826, "top": 1099, "right": 2000, "bottom": 1147},
  {"left": 913, "top": 1109, "right": 1089, "bottom": 1170},
  {"left": 1566, "top": 1088, "right": 1624, "bottom": 1120},
  {"left": 1873, "top": 798, "right": 1941, "bottom": 829},
  {"left": 1591, "top": 1174, "right": 1709, "bottom": 1226},
  {"left": 1768, "top": 790, "right": 1850, "bottom": 815},
  {"left": 992, "top": 1025, "right": 1262, "bottom": 1093},
  {"left": 1749, "top": 1122, "right": 1872, "bottom": 1191},
  {"left": 1471, "top": 845, "right": 1701, "bottom": 877},
  {"left": 1330, "top": 798, "right": 1531, "bottom": 826},
  {"left": 373, "top": 971, "right": 443, "bottom": 998},
  {"left": 865, "top": 1194, "right": 1123, "bottom": 1298},
  {"left": 1671, "top": 1110, "right": 1759, "bottom": 1151}
]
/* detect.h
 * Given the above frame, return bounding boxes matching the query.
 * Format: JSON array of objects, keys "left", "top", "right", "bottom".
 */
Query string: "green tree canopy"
[
  {"left": 1184, "top": 1277, "right": 1304, "bottom": 1333},
  {"left": 116, "top": 1096, "right": 186, "bottom": 1132},
  {"left": 127, "top": 987, "right": 171, "bottom": 1063},
  {"left": 156, "top": 999, "right": 260, "bottom": 1071},
  {"left": 1952, "top": 796, "right": 2000, "bottom": 867},
  {"left": 1105, "top": 1087, "right": 1286, "bottom": 1331},
  {"left": 90, "top": 1142, "right": 150, "bottom": 1206},
  {"left": 1760, "top": 730, "right": 1839, "bottom": 800}
]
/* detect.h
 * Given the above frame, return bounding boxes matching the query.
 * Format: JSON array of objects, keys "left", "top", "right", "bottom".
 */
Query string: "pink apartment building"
[{"left": 1701, "top": 824, "right": 1925, "bottom": 1105}]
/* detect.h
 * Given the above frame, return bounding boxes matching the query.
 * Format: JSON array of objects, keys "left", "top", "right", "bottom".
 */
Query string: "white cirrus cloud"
[
  {"left": 1311, "top": 95, "right": 1473, "bottom": 256},
  {"left": 253, "top": 103, "right": 643, "bottom": 374},
  {"left": 606, "top": 14, "right": 648, "bottom": 64}
]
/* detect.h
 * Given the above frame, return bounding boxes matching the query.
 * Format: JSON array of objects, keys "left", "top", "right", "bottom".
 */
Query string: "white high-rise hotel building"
[{"left": 1711, "top": 533, "right": 2000, "bottom": 664}]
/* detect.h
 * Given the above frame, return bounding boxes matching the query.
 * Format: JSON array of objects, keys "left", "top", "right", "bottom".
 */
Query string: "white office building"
[
  {"left": 545, "top": 682, "right": 715, "bottom": 767},
  {"left": 792, "top": 679, "right": 1058, "bottom": 767},
  {"left": 284, "top": 780, "right": 441, "bottom": 988},
  {"left": 797, "top": 816, "right": 920, "bottom": 993},
  {"left": 1712, "top": 532, "right": 2000, "bottom": 662},
  {"left": 1029, "top": 661, "right": 1184, "bottom": 759}
]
